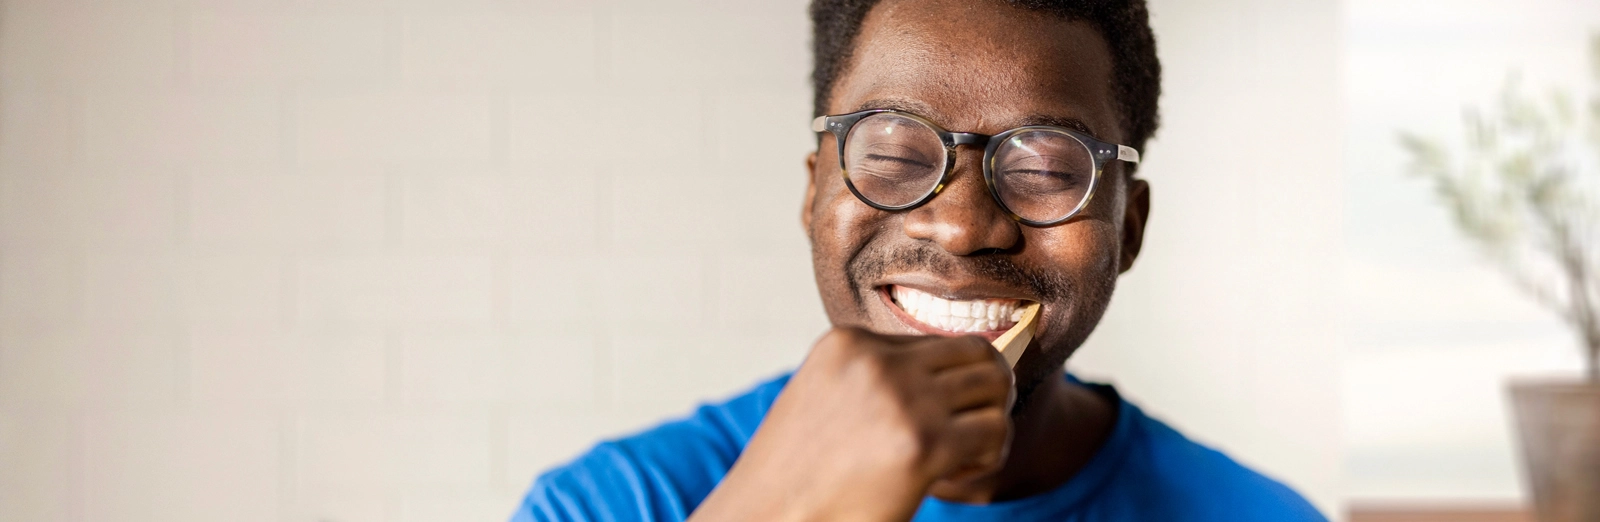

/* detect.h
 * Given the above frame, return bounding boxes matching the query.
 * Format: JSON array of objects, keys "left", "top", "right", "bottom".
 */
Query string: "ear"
[
  {"left": 802, "top": 151, "right": 819, "bottom": 236},
  {"left": 1119, "top": 176, "right": 1150, "bottom": 273}
]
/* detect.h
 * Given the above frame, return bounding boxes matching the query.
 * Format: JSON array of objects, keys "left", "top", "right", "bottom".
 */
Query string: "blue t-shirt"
[{"left": 511, "top": 373, "right": 1326, "bottom": 522}]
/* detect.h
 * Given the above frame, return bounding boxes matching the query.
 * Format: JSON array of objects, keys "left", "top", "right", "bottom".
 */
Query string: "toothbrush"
[{"left": 991, "top": 303, "right": 1040, "bottom": 369}]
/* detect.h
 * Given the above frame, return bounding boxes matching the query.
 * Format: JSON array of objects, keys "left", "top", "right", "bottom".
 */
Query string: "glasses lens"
[
  {"left": 842, "top": 113, "right": 946, "bottom": 208},
  {"left": 991, "top": 129, "right": 1095, "bottom": 223}
]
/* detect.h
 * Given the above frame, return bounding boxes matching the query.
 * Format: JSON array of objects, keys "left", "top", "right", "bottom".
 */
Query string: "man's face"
[{"left": 803, "top": 0, "right": 1150, "bottom": 394}]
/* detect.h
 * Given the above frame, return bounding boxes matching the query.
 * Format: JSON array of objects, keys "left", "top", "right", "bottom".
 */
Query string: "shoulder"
[
  {"left": 1111, "top": 400, "right": 1327, "bottom": 522},
  {"left": 510, "top": 373, "right": 792, "bottom": 522}
]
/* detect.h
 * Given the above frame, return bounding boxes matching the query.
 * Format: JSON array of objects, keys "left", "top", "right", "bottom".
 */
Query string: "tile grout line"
[
  {"left": 384, "top": 5, "right": 405, "bottom": 88},
  {"left": 703, "top": 253, "right": 720, "bottom": 334},
  {"left": 280, "top": 84, "right": 299, "bottom": 172},
  {"left": 385, "top": 168, "right": 405, "bottom": 251},
  {"left": 489, "top": 405, "right": 509, "bottom": 494},
  {"left": 279, "top": 254, "right": 298, "bottom": 334},
  {"left": 594, "top": 329, "right": 612, "bottom": 411},
  {"left": 172, "top": 1, "right": 192, "bottom": 88},
  {"left": 491, "top": 248, "right": 511, "bottom": 334},
  {"left": 69, "top": 408, "right": 88, "bottom": 522},
  {"left": 173, "top": 322, "right": 192, "bottom": 406},
  {"left": 596, "top": 166, "right": 614, "bottom": 255},
  {"left": 278, "top": 409, "right": 298, "bottom": 522},
  {"left": 593, "top": 8, "right": 612, "bottom": 87},
  {"left": 385, "top": 328, "right": 403, "bottom": 412},
  {"left": 490, "top": 88, "right": 509, "bottom": 170}
]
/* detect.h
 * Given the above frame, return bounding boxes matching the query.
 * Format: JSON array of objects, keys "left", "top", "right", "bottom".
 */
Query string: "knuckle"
[
  {"left": 971, "top": 407, "right": 1009, "bottom": 437},
  {"left": 880, "top": 409, "right": 937, "bottom": 466},
  {"left": 845, "top": 345, "right": 893, "bottom": 379},
  {"left": 971, "top": 365, "right": 1003, "bottom": 386},
  {"left": 961, "top": 337, "right": 1008, "bottom": 368},
  {"left": 952, "top": 366, "right": 1010, "bottom": 401},
  {"left": 960, "top": 334, "right": 995, "bottom": 354},
  {"left": 913, "top": 420, "right": 945, "bottom": 464},
  {"left": 978, "top": 438, "right": 1008, "bottom": 469},
  {"left": 815, "top": 327, "right": 879, "bottom": 366},
  {"left": 983, "top": 368, "right": 1013, "bottom": 397},
  {"left": 939, "top": 335, "right": 988, "bottom": 358},
  {"left": 837, "top": 346, "right": 909, "bottom": 403},
  {"left": 882, "top": 388, "right": 943, "bottom": 452}
]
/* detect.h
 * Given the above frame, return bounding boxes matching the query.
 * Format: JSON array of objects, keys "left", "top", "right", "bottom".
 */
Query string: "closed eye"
[
  {"left": 1001, "top": 169, "right": 1084, "bottom": 194},
  {"left": 864, "top": 154, "right": 936, "bottom": 170},
  {"left": 1007, "top": 169, "right": 1077, "bottom": 181}
]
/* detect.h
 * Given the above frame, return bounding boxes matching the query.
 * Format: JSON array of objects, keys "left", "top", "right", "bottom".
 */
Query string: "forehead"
[{"left": 830, "top": 0, "right": 1119, "bottom": 141}]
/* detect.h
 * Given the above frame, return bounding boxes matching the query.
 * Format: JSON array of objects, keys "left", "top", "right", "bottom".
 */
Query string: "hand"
[{"left": 689, "top": 327, "right": 1015, "bottom": 522}]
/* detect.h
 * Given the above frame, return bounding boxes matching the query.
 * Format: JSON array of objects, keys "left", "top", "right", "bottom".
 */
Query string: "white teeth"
[{"left": 890, "top": 285, "right": 1028, "bottom": 334}]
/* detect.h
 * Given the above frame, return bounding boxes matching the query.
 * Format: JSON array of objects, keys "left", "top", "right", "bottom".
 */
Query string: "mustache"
[{"left": 846, "top": 241, "right": 1071, "bottom": 302}]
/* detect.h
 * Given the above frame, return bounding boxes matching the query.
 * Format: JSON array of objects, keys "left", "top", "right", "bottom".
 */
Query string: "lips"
[{"left": 885, "top": 285, "right": 1031, "bottom": 335}]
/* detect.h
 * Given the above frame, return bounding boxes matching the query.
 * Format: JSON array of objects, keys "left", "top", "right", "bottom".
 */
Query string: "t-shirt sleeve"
[
  {"left": 509, "top": 374, "right": 792, "bottom": 522},
  {"left": 511, "top": 442, "right": 689, "bottom": 522}
]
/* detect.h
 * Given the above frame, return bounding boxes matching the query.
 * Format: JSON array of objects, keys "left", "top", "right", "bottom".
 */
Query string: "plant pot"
[{"left": 1508, "top": 380, "right": 1600, "bottom": 522}]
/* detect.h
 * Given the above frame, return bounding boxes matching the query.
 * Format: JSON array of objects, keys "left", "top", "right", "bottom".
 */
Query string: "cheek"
[
  {"left": 1030, "top": 221, "right": 1121, "bottom": 286},
  {"left": 1006, "top": 220, "right": 1124, "bottom": 380},
  {"left": 809, "top": 169, "right": 889, "bottom": 322},
  {"left": 809, "top": 171, "right": 864, "bottom": 262},
  {"left": 1028, "top": 213, "right": 1123, "bottom": 328},
  {"left": 1050, "top": 183, "right": 1126, "bottom": 278}
]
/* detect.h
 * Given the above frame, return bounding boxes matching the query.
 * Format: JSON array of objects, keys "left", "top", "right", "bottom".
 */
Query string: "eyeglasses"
[{"left": 812, "top": 109, "right": 1140, "bottom": 226}]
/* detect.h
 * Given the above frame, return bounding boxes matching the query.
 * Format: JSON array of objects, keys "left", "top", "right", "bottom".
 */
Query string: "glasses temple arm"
[{"left": 1117, "top": 145, "right": 1140, "bottom": 164}]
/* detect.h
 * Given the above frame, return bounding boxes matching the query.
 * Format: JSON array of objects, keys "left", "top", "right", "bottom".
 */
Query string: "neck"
[{"left": 926, "top": 367, "right": 1116, "bottom": 504}]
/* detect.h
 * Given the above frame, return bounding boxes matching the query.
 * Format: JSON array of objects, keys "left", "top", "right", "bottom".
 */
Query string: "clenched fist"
[{"left": 689, "top": 327, "right": 1016, "bottom": 522}]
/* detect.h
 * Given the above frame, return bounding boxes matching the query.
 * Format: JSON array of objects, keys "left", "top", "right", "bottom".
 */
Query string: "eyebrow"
[
  {"left": 850, "top": 98, "right": 1100, "bottom": 138},
  {"left": 1019, "top": 114, "right": 1097, "bottom": 138}
]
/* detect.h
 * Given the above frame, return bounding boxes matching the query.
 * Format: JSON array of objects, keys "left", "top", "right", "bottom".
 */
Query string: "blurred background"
[
  {"left": 0, "top": 0, "right": 1594, "bottom": 521},
  {"left": 1341, "top": 0, "right": 1600, "bottom": 509}
]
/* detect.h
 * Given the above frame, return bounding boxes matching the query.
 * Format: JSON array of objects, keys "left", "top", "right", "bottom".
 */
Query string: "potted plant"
[{"left": 1398, "top": 34, "right": 1600, "bottom": 522}]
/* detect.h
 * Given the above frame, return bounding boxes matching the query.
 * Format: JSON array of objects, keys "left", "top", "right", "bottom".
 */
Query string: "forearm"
[{"left": 688, "top": 452, "right": 920, "bottom": 522}]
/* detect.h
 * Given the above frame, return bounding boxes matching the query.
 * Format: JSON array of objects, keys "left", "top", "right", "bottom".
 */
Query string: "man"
[{"left": 513, "top": 0, "right": 1326, "bottom": 520}]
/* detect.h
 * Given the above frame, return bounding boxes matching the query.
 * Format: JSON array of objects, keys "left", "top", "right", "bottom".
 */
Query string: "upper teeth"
[{"left": 891, "top": 285, "right": 1028, "bottom": 333}]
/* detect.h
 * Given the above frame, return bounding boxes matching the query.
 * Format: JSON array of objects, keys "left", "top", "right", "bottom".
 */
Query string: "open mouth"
[{"left": 883, "top": 285, "right": 1033, "bottom": 337}]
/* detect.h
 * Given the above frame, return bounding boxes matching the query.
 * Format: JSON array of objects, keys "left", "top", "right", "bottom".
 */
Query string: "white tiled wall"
[
  {"left": 0, "top": 0, "right": 818, "bottom": 520},
  {"left": 0, "top": 0, "right": 1343, "bottom": 520}
]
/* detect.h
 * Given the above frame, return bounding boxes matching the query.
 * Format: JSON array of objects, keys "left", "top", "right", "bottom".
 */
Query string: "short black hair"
[{"left": 809, "top": 0, "right": 1162, "bottom": 154}]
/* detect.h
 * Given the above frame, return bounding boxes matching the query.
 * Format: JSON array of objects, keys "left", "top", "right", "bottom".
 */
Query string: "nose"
[{"left": 901, "top": 149, "right": 1021, "bottom": 255}]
